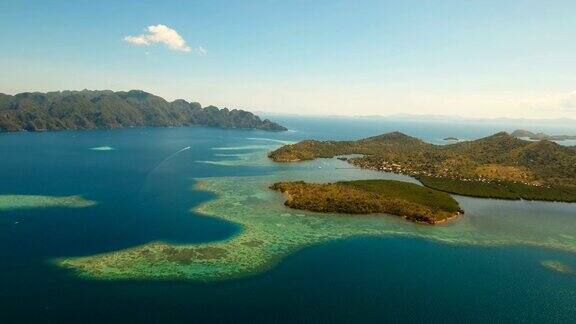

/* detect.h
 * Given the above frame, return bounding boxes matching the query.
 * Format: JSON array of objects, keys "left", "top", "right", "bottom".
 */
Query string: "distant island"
[
  {"left": 0, "top": 90, "right": 287, "bottom": 132},
  {"left": 443, "top": 137, "right": 459, "bottom": 141},
  {"left": 269, "top": 131, "right": 576, "bottom": 202},
  {"left": 511, "top": 129, "right": 576, "bottom": 141},
  {"left": 271, "top": 180, "right": 461, "bottom": 224}
]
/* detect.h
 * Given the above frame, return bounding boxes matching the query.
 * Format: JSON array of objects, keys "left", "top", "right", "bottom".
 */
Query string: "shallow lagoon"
[
  {"left": 1, "top": 118, "right": 575, "bottom": 322},
  {"left": 61, "top": 157, "right": 576, "bottom": 281}
]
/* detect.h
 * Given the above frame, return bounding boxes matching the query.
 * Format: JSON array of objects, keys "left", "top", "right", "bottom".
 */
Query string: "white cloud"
[
  {"left": 124, "top": 24, "right": 203, "bottom": 53},
  {"left": 195, "top": 46, "right": 207, "bottom": 56},
  {"left": 124, "top": 35, "right": 150, "bottom": 46}
]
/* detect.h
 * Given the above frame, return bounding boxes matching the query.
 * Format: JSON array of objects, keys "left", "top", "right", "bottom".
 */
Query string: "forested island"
[
  {"left": 511, "top": 129, "right": 576, "bottom": 141},
  {"left": 0, "top": 90, "right": 286, "bottom": 132},
  {"left": 271, "top": 180, "right": 461, "bottom": 224},
  {"left": 269, "top": 131, "right": 576, "bottom": 202}
]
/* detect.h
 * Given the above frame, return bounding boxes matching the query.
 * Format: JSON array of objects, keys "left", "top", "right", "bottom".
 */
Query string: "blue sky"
[{"left": 1, "top": 0, "right": 575, "bottom": 118}]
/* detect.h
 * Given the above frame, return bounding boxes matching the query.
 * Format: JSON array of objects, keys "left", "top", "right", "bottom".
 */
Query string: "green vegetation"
[
  {"left": 512, "top": 129, "right": 576, "bottom": 141},
  {"left": 269, "top": 131, "right": 576, "bottom": 201},
  {"left": 271, "top": 180, "right": 461, "bottom": 224},
  {"left": 268, "top": 131, "right": 427, "bottom": 162},
  {"left": 418, "top": 176, "right": 576, "bottom": 202},
  {"left": 0, "top": 90, "right": 286, "bottom": 132}
]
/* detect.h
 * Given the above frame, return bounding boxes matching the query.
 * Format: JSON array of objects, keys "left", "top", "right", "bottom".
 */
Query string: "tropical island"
[
  {"left": 511, "top": 129, "right": 576, "bottom": 141},
  {"left": 56, "top": 165, "right": 576, "bottom": 282},
  {"left": 0, "top": 90, "right": 286, "bottom": 132},
  {"left": 269, "top": 131, "right": 576, "bottom": 202},
  {"left": 271, "top": 180, "right": 462, "bottom": 224}
]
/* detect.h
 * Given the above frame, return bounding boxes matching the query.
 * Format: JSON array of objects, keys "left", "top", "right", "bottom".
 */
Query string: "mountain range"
[{"left": 0, "top": 90, "right": 286, "bottom": 132}]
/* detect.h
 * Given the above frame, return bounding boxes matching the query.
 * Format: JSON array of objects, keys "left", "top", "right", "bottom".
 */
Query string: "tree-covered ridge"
[
  {"left": 0, "top": 90, "right": 286, "bottom": 132},
  {"left": 268, "top": 131, "right": 429, "bottom": 162},
  {"left": 270, "top": 180, "right": 461, "bottom": 224},
  {"left": 269, "top": 131, "right": 576, "bottom": 201}
]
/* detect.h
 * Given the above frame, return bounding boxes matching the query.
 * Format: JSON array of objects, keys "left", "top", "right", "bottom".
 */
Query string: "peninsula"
[
  {"left": 271, "top": 180, "right": 462, "bottom": 224},
  {"left": 0, "top": 90, "right": 286, "bottom": 132},
  {"left": 269, "top": 131, "right": 576, "bottom": 202},
  {"left": 511, "top": 129, "right": 576, "bottom": 141}
]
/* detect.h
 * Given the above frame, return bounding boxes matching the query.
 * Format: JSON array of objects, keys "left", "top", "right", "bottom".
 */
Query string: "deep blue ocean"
[{"left": 0, "top": 116, "right": 575, "bottom": 323}]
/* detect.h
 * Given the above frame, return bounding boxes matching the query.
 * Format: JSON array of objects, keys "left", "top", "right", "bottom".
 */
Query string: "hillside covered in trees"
[
  {"left": 271, "top": 180, "right": 461, "bottom": 224},
  {"left": 269, "top": 131, "right": 576, "bottom": 202},
  {"left": 0, "top": 90, "right": 286, "bottom": 132}
]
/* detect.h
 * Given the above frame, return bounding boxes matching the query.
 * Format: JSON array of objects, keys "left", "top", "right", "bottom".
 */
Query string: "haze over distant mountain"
[
  {"left": 0, "top": 90, "right": 287, "bottom": 132},
  {"left": 511, "top": 129, "right": 576, "bottom": 141}
]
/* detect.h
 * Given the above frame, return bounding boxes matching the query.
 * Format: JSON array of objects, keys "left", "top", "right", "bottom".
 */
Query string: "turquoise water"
[{"left": 0, "top": 117, "right": 575, "bottom": 323}]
